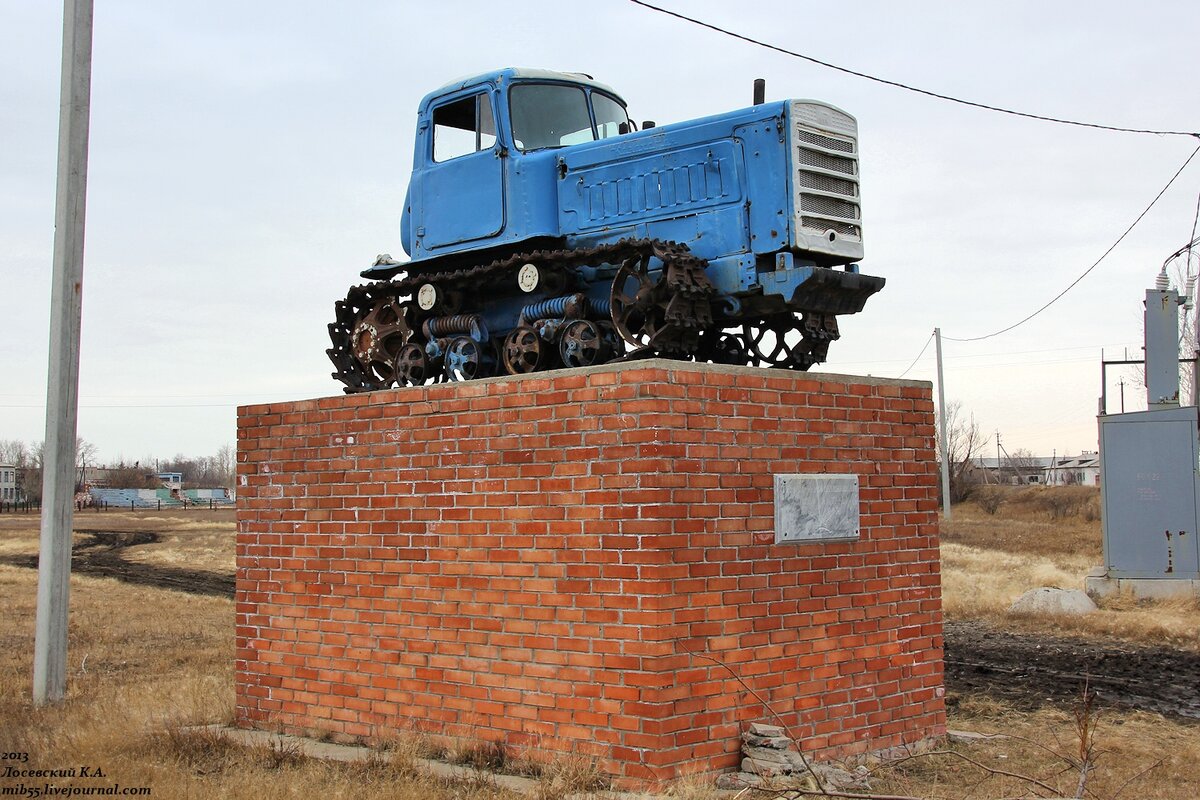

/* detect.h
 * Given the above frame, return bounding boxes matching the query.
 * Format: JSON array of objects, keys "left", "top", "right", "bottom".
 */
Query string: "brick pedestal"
[{"left": 236, "top": 360, "right": 944, "bottom": 783}]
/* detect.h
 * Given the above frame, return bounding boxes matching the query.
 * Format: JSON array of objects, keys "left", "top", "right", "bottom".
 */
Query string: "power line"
[
  {"left": 944, "top": 142, "right": 1200, "bottom": 342},
  {"left": 895, "top": 332, "right": 933, "bottom": 379},
  {"left": 1187, "top": 188, "right": 1200, "bottom": 271},
  {"left": 627, "top": 0, "right": 1200, "bottom": 138}
]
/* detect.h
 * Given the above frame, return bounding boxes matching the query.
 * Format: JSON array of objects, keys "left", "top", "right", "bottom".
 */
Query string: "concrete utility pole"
[
  {"left": 34, "top": 0, "right": 94, "bottom": 706},
  {"left": 935, "top": 328, "right": 951, "bottom": 520}
]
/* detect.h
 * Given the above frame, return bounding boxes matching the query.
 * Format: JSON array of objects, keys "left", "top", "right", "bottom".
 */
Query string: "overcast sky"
[{"left": 3, "top": 0, "right": 1199, "bottom": 465}]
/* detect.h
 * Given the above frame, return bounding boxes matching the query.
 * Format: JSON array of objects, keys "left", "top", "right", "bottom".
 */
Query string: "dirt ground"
[
  {"left": 0, "top": 528, "right": 235, "bottom": 598},
  {"left": 944, "top": 619, "right": 1200, "bottom": 720}
]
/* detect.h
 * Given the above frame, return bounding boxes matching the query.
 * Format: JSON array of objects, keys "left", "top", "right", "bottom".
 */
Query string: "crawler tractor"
[{"left": 328, "top": 68, "right": 884, "bottom": 389}]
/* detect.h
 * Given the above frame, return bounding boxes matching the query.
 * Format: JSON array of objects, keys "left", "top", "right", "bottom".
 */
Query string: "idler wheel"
[
  {"left": 558, "top": 319, "right": 611, "bottom": 368},
  {"left": 394, "top": 342, "right": 433, "bottom": 386},
  {"left": 596, "top": 320, "right": 625, "bottom": 358},
  {"left": 350, "top": 296, "right": 411, "bottom": 388},
  {"left": 503, "top": 326, "right": 550, "bottom": 375},
  {"left": 444, "top": 335, "right": 495, "bottom": 382},
  {"left": 700, "top": 329, "right": 750, "bottom": 366}
]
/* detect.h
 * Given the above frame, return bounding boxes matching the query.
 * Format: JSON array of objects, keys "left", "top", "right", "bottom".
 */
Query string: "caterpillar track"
[{"left": 327, "top": 238, "right": 840, "bottom": 393}]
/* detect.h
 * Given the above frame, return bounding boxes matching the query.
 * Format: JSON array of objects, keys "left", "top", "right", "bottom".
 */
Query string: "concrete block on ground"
[{"left": 1009, "top": 587, "right": 1097, "bottom": 616}]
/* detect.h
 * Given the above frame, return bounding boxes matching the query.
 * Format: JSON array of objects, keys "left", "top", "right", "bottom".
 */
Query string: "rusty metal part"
[
  {"left": 329, "top": 239, "right": 719, "bottom": 392},
  {"left": 608, "top": 244, "right": 714, "bottom": 355},
  {"left": 343, "top": 295, "right": 411, "bottom": 387},
  {"left": 742, "top": 312, "right": 840, "bottom": 370},
  {"left": 558, "top": 319, "right": 612, "bottom": 368},
  {"left": 394, "top": 342, "right": 434, "bottom": 386},
  {"left": 502, "top": 326, "right": 550, "bottom": 374},
  {"left": 698, "top": 328, "right": 750, "bottom": 366},
  {"left": 609, "top": 256, "right": 667, "bottom": 350},
  {"left": 444, "top": 336, "right": 495, "bottom": 382},
  {"left": 422, "top": 313, "right": 489, "bottom": 342}
]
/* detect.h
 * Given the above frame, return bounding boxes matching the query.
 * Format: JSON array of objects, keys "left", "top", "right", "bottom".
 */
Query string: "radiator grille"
[
  {"left": 795, "top": 129, "right": 855, "bottom": 154},
  {"left": 797, "top": 171, "right": 857, "bottom": 197},
  {"left": 795, "top": 147, "right": 856, "bottom": 176},
  {"left": 800, "top": 194, "right": 860, "bottom": 220},
  {"left": 790, "top": 101, "right": 864, "bottom": 261}
]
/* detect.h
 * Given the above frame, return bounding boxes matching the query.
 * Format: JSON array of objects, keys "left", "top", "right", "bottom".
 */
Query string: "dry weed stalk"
[
  {"left": 677, "top": 640, "right": 828, "bottom": 795},
  {"left": 1072, "top": 681, "right": 1099, "bottom": 798}
]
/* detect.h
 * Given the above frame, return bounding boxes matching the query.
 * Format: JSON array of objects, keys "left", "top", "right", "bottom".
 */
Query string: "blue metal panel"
[
  {"left": 501, "top": 149, "right": 562, "bottom": 244},
  {"left": 734, "top": 119, "right": 790, "bottom": 257},
  {"left": 414, "top": 149, "right": 506, "bottom": 250},
  {"left": 413, "top": 88, "right": 507, "bottom": 252},
  {"left": 1099, "top": 407, "right": 1200, "bottom": 579},
  {"left": 560, "top": 141, "right": 742, "bottom": 231},
  {"left": 1145, "top": 288, "right": 1182, "bottom": 407},
  {"left": 553, "top": 105, "right": 793, "bottom": 263}
]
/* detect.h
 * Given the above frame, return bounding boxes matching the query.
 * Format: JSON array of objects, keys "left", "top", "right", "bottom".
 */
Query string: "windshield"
[
  {"left": 592, "top": 93, "right": 630, "bottom": 140},
  {"left": 509, "top": 84, "right": 631, "bottom": 151}
]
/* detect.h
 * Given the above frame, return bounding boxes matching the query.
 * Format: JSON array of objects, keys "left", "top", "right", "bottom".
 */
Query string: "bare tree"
[
  {"left": 0, "top": 439, "right": 30, "bottom": 466},
  {"left": 1003, "top": 447, "right": 1042, "bottom": 484},
  {"left": 215, "top": 443, "right": 235, "bottom": 488},
  {"left": 103, "top": 460, "right": 156, "bottom": 489},
  {"left": 75, "top": 436, "right": 98, "bottom": 491},
  {"left": 1, "top": 440, "right": 44, "bottom": 502},
  {"left": 936, "top": 400, "right": 988, "bottom": 503}
]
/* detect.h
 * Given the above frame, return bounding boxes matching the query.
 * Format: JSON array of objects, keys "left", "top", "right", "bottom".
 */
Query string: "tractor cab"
[{"left": 400, "top": 68, "right": 633, "bottom": 262}]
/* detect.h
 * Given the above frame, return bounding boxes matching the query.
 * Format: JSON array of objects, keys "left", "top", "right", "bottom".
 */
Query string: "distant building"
[
  {"left": 157, "top": 472, "right": 183, "bottom": 490},
  {"left": 1045, "top": 451, "right": 1101, "bottom": 487},
  {"left": 0, "top": 463, "right": 18, "bottom": 502},
  {"left": 969, "top": 456, "right": 1054, "bottom": 485},
  {"left": 965, "top": 452, "right": 1102, "bottom": 487}
]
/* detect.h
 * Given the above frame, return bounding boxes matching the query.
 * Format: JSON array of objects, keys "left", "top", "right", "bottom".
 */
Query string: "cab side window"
[{"left": 432, "top": 93, "right": 497, "bottom": 162}]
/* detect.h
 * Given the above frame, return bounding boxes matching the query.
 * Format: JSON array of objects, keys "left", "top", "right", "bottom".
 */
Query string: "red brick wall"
[{"left": 236, "top": 360, "right": 944, "bottom": 783}]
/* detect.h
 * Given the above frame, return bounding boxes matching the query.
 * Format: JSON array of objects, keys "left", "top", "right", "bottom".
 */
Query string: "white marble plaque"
[{"left": 774, "top": 474, "right": 860, "bottom": 544}]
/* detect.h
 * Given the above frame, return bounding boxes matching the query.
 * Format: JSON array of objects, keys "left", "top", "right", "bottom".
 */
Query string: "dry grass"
[
  {"left": 0, "top": 513, "right": 532, "bottom": 800},
  {"left": 862, "top": 693, "right": 1200, "bottom": 800},
  {"left": 1, "top": 502, "right": 1196, "bottom": 798},
  {"left": 0, "top": 508, "right": 235, "bottom": 573},
  {"left": 944, "top": 485, "right": 1102, "bottom": 560},
  {"left": 941, "top": 487, "right": 1200, "bottom": 651}
]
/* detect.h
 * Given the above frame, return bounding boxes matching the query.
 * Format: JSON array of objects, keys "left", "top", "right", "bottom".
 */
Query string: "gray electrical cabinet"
[{"left": 1099, "top": 407, "right": 1200, "bottom": 580}]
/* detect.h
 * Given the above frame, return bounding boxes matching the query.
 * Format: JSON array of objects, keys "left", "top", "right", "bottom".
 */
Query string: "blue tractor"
[{"left": 328, "top": 68, "right": 884, "bottom": 389}]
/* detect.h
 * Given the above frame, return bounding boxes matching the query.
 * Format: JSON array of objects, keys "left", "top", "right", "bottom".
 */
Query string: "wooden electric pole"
[{"left": 34, "top": 0, "right": 94, "bottom": 706}]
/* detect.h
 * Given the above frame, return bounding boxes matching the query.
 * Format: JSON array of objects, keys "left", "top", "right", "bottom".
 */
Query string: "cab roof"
[{"left": 418, "top": 67, "right": 624, "bottom": 113}]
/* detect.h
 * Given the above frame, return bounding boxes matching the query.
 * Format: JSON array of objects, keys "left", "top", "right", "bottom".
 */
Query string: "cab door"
[{"left": 414, "top": 90, "right": 506, "bottom": 252}]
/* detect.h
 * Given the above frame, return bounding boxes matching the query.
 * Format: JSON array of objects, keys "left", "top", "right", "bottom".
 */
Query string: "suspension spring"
[
  {"left": 521, "top": 293, "right": 584, "bottom": 323},
  {"left": 422, "top": 313, "right": 488, "bottom": 342},
  {"left": 588, "top": 297, "right": 611, "bottom": 317}
]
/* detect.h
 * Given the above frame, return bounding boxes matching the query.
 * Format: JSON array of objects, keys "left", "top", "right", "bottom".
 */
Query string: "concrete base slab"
[
  {"left": 188, "top": 726, "right": 652, "bottom": 799},
  {"left": 1085, "top": 572, "right": 1200, "bottom": 601}
]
